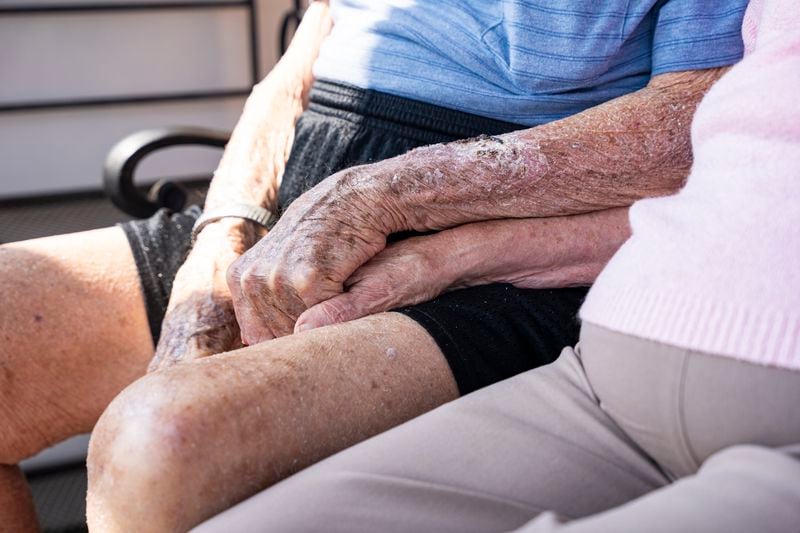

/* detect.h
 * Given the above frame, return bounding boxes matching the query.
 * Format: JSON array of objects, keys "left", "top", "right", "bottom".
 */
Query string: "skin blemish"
[
  {"left": 386, "top": 347, "right": 398, "bottom": 359},
  {"left": 390, "top": 173, "right": 402, "bottom": 191},
  {"left": 33, "top": 314, "right": 43, "bottom": 323}
]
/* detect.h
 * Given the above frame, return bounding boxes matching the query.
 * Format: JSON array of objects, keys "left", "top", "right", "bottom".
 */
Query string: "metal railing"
[{"left": 0, "top": 0, "right": 263, "bottom": 113}]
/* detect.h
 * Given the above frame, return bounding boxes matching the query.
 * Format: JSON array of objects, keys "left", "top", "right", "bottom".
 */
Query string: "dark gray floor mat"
[{"left": 27, "top": 467, "right": 88, "bottom": 533}]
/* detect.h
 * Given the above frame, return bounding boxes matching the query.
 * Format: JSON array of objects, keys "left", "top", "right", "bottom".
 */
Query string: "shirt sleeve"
[{"left": 651, "top": 0, "right": 748, "bottom": 75}]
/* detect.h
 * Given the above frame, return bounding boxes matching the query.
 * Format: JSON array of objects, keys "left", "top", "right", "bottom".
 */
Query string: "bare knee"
[{"left": 86, "top": 370, "right": 248, "bottom": 532}]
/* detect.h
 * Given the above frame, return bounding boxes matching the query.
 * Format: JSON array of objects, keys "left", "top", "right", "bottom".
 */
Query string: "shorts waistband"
[{"left": 309, "top": 80, "right": 523, "bottom": 140}]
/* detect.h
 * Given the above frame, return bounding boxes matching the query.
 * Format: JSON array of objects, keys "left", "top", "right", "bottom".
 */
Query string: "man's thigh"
[
  {"left": 195, "top": 347, "right": 670, "bottom": 533},
  {"left": 0, "top": 227, "right": 152, "bottom": 461}
]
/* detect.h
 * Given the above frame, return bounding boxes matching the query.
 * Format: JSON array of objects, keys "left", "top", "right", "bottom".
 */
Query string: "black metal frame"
[
  {"left": 0, "top": 0, "right": 261, "bottom": 113},
  {"left": 103, "top": 126, "right": 230, "bottom": 217}
]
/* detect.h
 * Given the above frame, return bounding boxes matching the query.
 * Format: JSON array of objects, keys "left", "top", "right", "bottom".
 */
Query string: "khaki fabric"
[{"left": 196, "top": 325, "right": 800, "bottom": 532}]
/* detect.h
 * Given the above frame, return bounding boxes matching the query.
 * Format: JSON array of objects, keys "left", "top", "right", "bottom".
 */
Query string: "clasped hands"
[
  {"left": 150, "top": 163, "right": 454, "bottom": 371},
  {"left": 228, "top": 166, "right": 452, "bottom": 345}
]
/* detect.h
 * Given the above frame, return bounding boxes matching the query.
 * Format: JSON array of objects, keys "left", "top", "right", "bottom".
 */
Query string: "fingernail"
[{"left": 295, "top": 322, "right": 315, "bottom": 334}]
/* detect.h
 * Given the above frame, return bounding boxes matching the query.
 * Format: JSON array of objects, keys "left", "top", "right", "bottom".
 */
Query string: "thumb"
[{"left": 294, "top": 289, "right": 376, "bottom": 333}]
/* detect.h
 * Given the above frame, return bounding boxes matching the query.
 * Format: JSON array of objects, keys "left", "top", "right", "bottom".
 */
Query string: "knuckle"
[
  {"left": 288, "top": 265, "right": 315, "bottom": 292},
  {"left": 266, "top": 266, "right": 284, "bottom": 292},
  {"left": 240, "top": 265, "right": 265, "bottom": 294},
  {"left": 319, "top": 300, "right": 352, "bottom": 324},
  {"left": 352, "top": 280, "right": 397, "bottom": 310},
  {"left": 288, "top": 268, "right": 319, "bottom": 300},
  {"left": 226, "top": 259, "right": 245, "bottom": 288}
]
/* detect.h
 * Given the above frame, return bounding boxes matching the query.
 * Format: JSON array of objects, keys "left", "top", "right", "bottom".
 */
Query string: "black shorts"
[{"left": 121, "top": 80, "right": 588, "bottom": 395}]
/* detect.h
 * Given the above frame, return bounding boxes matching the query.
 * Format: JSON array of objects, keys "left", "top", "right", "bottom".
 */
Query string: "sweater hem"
[{"left": 579, "top": 285, "right": 800, "bottom": 371}]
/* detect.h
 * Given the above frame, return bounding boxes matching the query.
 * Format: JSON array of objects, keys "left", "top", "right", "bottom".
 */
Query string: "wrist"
[
  {"left": 434, "top": 226, "right": 490, "bottom": 288},
  {"left": 349, "top": 145, "right": 469, "bottom": 233},
  {"left": 251, "top": 76, "right": 301, "bottom": 106},
  {"left": 193, "top": 217, "right": 266, "bottom": 254},
  {"left": 426, "top": 234, "right": 465, "bottom": 289},
  {"left": 335, "top": 163, "right": 411, "bottom": 235}
]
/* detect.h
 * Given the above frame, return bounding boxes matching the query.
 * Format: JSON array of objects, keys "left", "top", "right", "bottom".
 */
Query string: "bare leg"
[
  {"left": 0, "top": 466, "right": 38, "bottom": 532},
  {"left": 0, "top": 228, "right": 153, "bottom": 528},
  {"left": 86, "top": 313, "right": 459, "bottom": 532}
]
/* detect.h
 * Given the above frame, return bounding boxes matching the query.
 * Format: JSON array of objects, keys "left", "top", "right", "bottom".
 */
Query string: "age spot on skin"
[{"left": 33, "top": 314, "right": 43, "bottom": 323}]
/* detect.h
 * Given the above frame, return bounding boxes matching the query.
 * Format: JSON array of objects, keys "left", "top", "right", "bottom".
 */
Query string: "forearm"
[
  {"left": 153, "top": 3, "right": 332, "bottom": 363},
  {"left": 291, "top": 208, "right": 631, "bottom": 331},
  {"left": 203, "top": 1, "right": 332, "bottom": 214},
  {"left": 342, "top": 67, "right": 726, "bottom": 233},
  {"left": 427, "top": 208, "right": 631, "bottom": 290}
]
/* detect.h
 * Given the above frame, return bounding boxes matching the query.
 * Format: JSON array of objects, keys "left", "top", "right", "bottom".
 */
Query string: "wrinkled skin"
[
  {"left": 147, "top": 1, "right": 332, "bottom": 370},
  {"left": 227, "top": 173, "right": 392, "bottom": 344},
  {"left": 295, "top": 233, "right": 451, "bottom": 331},
  {"left": 148, "top": 221, "right": 257, "bottom": 371}
]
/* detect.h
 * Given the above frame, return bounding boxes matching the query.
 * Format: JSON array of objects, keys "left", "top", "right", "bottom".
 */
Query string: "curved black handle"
[{"left": 103, "top": 127, "right": 230, "bottom": 218}]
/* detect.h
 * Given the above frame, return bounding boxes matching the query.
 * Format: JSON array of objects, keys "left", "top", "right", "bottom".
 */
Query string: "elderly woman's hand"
[
  {"left": 226, "top": 168, "right": 399, "bottom": 345},
  {"left": 293, "top": 208, "right": 632, "bottom": 331},
  {"left": 292, "top": 232, "right": 457, "bottom": 332}
]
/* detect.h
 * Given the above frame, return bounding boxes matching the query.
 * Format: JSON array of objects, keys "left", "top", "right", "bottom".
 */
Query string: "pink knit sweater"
[{"left": 580, "top": 0, "right": 800, "bottom": 370}]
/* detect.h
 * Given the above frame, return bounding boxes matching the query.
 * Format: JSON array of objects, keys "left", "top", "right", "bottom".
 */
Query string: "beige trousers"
[{"left": 196, "top": 324, "right": 800, "bottom": 532}]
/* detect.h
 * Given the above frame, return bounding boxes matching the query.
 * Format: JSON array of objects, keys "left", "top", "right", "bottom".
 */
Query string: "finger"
[
  {"left": 294, "top": 288, "right": 380, "bottom": 333},
  {"left": 236, "top": 302, "right": 275, "bottom": 345},
  {"left": 227, "top": 264, "right": 253, "bottom": 343},
  {"left": 228, "top": 261, "right": 274, "bottom": 345},
  {"left": 235, "top": 262, "right": 329, "bottom": 343},
  {"left": 236, "top": 287, "right": 301, "bottom": 345}
]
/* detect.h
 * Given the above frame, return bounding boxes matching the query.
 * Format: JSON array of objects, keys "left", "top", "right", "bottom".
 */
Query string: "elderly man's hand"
[
  {"left": 227, "top": 170, "right": 397, "bottom": 344},
  {"left": 148, "top": 221, "right": 259, "bottom": 371}
]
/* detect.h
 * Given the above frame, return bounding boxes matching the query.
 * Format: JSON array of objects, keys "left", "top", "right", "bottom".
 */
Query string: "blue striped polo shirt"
[{"left": 313, "top": 0, "right": 747, "bottom": 126}]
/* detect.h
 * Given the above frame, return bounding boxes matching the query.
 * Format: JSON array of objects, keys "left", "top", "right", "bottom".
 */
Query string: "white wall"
[{"left": 0, "top": 0, "right": 293, "bottom": 199}]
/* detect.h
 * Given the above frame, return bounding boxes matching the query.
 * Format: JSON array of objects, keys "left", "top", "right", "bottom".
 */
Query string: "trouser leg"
[
  {"left": 580, "top": 324, "right": 800, "bottom": 479},
  {"left": 195, "top": 346, "right": 668, "bottom": 533},
  {"left": 515, "top": 445, "right": 800, "bottom": 533}
]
